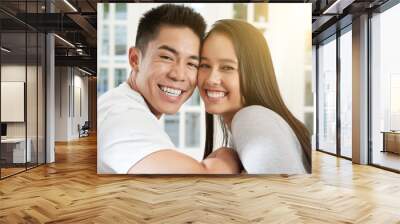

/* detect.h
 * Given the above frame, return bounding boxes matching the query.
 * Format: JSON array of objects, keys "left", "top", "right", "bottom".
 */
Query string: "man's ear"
[{"left": 128, "top": 47, "right": 141, "bottom": 72}]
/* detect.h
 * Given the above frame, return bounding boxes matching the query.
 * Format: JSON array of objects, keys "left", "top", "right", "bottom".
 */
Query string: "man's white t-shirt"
[{"left": 97, "top": 82, "right": 175, "bottom": 174}]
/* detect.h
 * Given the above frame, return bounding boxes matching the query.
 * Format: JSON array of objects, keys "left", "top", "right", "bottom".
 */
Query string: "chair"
[{"left": 79, "top": 121, "right": 90, "bottom": 138}]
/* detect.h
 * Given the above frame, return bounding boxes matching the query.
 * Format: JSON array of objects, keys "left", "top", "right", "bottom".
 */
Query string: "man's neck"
[
  {"left": 127, "top": 74, "right": 137, "bottom": 92},
  {"left": 150, "top": 107, "right": 162, "bottom": 119},
  {"left": 127, "top": 74, "right": 162, "bottom": 119}
]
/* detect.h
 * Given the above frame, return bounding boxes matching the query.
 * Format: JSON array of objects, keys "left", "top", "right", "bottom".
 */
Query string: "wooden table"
[{"left": 381, "top": 131, "right": 400, "bottom": 154}]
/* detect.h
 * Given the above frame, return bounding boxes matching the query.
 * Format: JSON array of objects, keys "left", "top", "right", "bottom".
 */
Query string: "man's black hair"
[{"left": 135, "top": 4, "right": 206, "bottom": 55}]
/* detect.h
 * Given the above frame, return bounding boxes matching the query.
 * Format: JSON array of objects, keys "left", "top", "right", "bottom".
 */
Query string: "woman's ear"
[{"left": 128, "top": 47, "right": 141, "bottom": 72}]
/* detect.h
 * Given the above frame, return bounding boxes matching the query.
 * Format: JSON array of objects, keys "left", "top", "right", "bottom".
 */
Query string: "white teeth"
[
  {"left": 160, "top": 85, "right": 182, "bottom": 97},
  {"left": 207, "top": 91, "right": 226, "bottom": 98}
]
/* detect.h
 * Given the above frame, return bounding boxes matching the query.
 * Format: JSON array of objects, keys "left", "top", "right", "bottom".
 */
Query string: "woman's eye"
[
  {"left": 160, "top": 55, "right": 173, "bottom": 61},
  {"left": 221, "top": 65, "right": 234, "bottom": 71}
]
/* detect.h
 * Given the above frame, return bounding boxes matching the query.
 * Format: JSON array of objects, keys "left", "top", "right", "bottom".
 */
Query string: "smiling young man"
[{"left": 98, "top": 4, "right": 240, "bottom": 174}]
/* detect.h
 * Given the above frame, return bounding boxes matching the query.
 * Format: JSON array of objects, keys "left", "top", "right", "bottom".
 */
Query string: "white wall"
[
  {"left": 55, "top": 66, "right": 68, "bottom": 141},
  {"left": 1, "top": 82, "right": 25, "bottom": 122},
  {"left": 1, "top": 63, "right": 46, "bottom": 163},
  {"left": 1, "top": 66, "right": 26, "bottom": 133},
  {"left": 1, "top": 65, "right": 37, "bottom": 138},
  {"left": 71, "top": 73, "right": 89, "bottom": 138},
  {"left": 55, "top": 67, "right": 89, "bottom": 141}
]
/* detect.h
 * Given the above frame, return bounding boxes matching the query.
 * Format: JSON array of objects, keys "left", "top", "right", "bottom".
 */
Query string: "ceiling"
[
  {"left": 0, "top": 0, "right": 394, "bottom": 75},
  {"left": 0, "top": 0, "right": 97, "bottom": 74},
  {"left": 309, "top": 0, "right": 390, "bottom": 43}
]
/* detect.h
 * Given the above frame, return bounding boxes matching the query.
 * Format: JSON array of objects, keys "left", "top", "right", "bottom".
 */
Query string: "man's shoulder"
[
  {"left": 98, "top": 83, "right": 156, "bottom": 128},
  {"left": 99, "top": 83, "right": 146, "bottom": 110}
]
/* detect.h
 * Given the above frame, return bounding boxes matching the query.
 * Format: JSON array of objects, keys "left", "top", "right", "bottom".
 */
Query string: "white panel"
[
  {"left": 74, "top": 86, "right": 82, "bottom": 138},
  {"left": 1, "top": 82, "right": 25, "bottom": 122}
]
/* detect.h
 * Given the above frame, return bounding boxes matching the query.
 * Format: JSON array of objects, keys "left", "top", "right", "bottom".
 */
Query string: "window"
[
  {"left": 305, "top": 70, "right": 313, "bottom": 107},
  {"left": 115, "top": 26, "right": 127, "bottom": 56},
  {"left": 371, "top": 3, "right": 400, "bottom": 171},
  {"left": 0, "top": 4, "right": 46, "bottom": 178},
  {"left": 185, "top": 112, "right": 201, "bottom": 148},
  {"left": 160, "top": 89, "right": 204, "bottom": 156},
  {"left": 164, "top": 114, "right": 180, "bottom": 147},
  {"left": 114, "top": 68, "right": 127, "bottom": 87},
  {"left": 305, "top": 112, "right": 314, "bottom": 134},
  {"left": 185, "top": 89, "right": 200, "bottom": 106},
  {"left": 101, "top": 25, "right": 109, "bottom": 57},
  {"left": 233, "top": 3, "right": 247, "bottom": 20},
  {"left": 390, "top": 74, "right": 400, "bottom": 130},
  {"left": 98, "top": 68, "right": 108, "bottom": 95},
  {"left": 103, "top": 4, "right": 109, "bottom": 19},
  {"left": 115, "top": 3, "right": 127, "bottom": 20},
  {"left": 254, "top": 4, "right": 269, "bottom": 22},
  {"left": 339, "top": 28, "right": 352, "bottom": 158},
  {"left": 317, "top": 36, "right": 337, "bottom": 154},
  {"left": 304, "top": 69, "right": 314, "bottom": 134}
]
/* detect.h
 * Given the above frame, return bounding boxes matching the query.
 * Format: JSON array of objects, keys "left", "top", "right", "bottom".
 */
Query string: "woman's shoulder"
[
  {"left": 233, "top": 105, "right": 281, "bottom": 118},
  {"left": 232, "top": 105, "right": 289, "bottom": 132},
  {"left": 231, "top": 105, "right": 300, "bottom": 151},
  {"left": 231, "top": 105, "right": 305, "bottom": 174}
]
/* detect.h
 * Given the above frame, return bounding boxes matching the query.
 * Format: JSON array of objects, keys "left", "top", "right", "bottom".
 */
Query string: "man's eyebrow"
[
  {"left": 158, "top": 45, "right": 178, "bottom": 55},
  {"left": 158, "top": 45, "right": 199, "bottom": 61}
]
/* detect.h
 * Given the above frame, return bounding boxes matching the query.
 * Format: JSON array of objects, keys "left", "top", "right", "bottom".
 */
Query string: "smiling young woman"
[{"left": 198, "top": 19, "right": 311, "bottom": 174}]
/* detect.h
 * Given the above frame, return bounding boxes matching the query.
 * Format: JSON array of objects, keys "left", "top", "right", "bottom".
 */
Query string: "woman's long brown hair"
[{"left": 203, "top": 19, "right": 311, "bottom": 173}]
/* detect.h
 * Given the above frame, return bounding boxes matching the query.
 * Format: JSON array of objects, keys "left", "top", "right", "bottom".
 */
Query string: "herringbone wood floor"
[{"left": 1, "top": 135, "right": 400, "bottom": 223}]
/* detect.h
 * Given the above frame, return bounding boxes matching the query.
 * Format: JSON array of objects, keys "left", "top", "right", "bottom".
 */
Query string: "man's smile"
[{"left": 158, "top": 84, "right": 184, "bottom": 97}]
